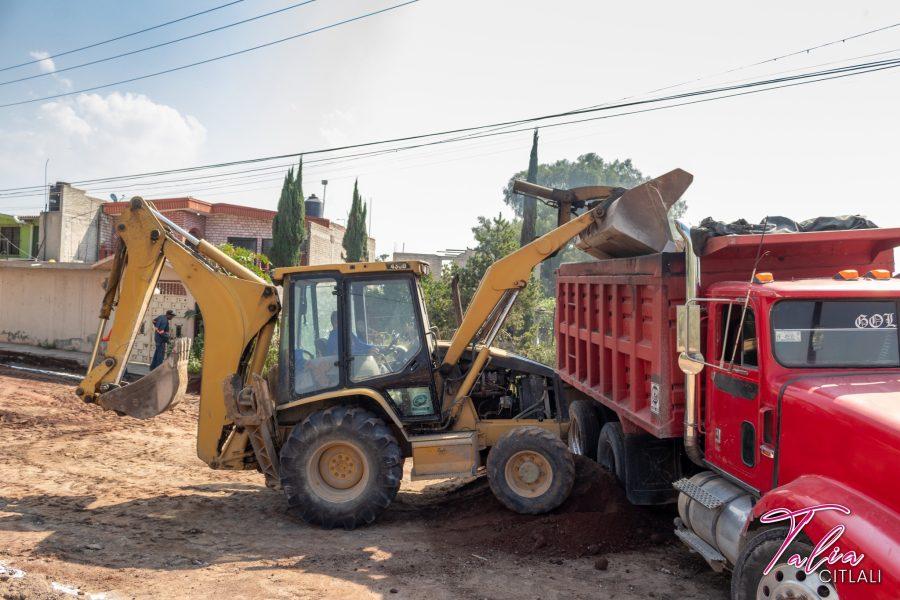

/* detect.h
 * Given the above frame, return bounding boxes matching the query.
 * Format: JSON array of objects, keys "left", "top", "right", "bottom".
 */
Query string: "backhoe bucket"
[
  {"left": 97, "top": 337, "right": 192, "bottom": 419},
  {"left": 575, "top": 168, "right": 693, "bottom": 259}
]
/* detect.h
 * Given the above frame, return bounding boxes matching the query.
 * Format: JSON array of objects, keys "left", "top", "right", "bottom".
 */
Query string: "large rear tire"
[
  {"left": 279, "top": 405, "right": 402, "bottom": 530},
  {"left": 597, "top": 421, "right": 626, "bottom": 486},
  {"left": 567, "top": 400, "right": 600, "bottom": 459},
  {"left": 487, "top": 426, "right": 575, "bottom": 515}
]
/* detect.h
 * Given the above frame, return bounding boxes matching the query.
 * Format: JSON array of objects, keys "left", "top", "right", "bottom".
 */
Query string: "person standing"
[{"left": 150, "top": 309, "right": 176, "bottom": 370}]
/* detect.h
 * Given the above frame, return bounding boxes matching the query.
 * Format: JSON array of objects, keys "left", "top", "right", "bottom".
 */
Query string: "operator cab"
[{"left": 273, "top": 261, "right": 441, "bottom": 421}]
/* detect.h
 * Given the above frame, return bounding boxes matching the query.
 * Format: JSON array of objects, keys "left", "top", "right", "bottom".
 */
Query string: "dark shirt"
[{"left": 152, "top": 315, "right": 170, "bottom": 345}]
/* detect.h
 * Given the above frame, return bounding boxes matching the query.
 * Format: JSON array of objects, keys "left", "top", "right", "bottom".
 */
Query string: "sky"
[{"left": 0, "top": 0, "right": 898, "bottom": 258}]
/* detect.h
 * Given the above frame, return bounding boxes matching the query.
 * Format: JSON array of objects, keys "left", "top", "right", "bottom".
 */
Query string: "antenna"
[{"left": 728, "top": 216, "right": 771, "bottom": 367}]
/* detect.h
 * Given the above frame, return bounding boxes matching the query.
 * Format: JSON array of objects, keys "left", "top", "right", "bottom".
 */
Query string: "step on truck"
[{"left": 557, "top": 219, "right": 900, "bottom": 599}]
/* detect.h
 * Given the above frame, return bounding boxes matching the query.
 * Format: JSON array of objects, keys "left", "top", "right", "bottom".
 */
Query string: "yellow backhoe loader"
[{"left": 76, "top": 169, "right": 691, "bottom": 529}]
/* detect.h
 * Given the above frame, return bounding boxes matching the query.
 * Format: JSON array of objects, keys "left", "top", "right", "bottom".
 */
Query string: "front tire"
[
  {"left": 279, "top": 406, "right": 402, "bottom": 530},
  {"left": 567, "top": 400, "right": 600, "bottom": 459},
  {"left": 487, "top": 426, "right": 575, "bottom": 515},
  {"left": 731, "top": 527, "right": 838, "bottom": 600}
]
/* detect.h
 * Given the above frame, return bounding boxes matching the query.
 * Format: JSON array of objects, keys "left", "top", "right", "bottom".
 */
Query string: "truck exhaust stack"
[{"left": 97, "top": 337, "right": 191, "bottom": 419}]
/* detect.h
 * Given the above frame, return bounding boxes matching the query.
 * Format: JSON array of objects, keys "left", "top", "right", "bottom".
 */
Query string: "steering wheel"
[{"left": 300, "top": 349, "right": 314, "bottom": 361}]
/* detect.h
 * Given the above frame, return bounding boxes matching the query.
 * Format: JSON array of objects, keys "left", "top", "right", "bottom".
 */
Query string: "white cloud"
[
  {"left": 28, "top": 50, "right": 56, "bottom": 73},
  {"left": 0, "top": 92, "right": 207, "bottom": 207}
]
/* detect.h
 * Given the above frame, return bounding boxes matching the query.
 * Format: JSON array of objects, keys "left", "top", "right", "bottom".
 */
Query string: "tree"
[
  {"left": 420, "top": 214, "right": 553, "bottom": 363},
  {"left": 519, "top": 129, "right": 539, "bottom": 247},
  {"left": 269, "top": 159, "right": 306, "bottom": 267},
  {"left": 219, "top": 243, "right": 272, "bottom": 282},
  {"left": 343, "top": 179, "right": 369, "bottom": 262}
]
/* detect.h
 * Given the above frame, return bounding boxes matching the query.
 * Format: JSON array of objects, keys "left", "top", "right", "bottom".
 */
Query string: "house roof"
[{"left": 102, "top": 197, "right": 276, "bottom": 220}]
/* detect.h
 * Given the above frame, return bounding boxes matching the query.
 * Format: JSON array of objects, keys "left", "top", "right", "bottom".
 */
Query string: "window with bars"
[
  {"left": 157, "top": 280, "right": 187, "bottom": 296},
  {"left": 0, "top": 227, "right": 20, "bottom": 256}
]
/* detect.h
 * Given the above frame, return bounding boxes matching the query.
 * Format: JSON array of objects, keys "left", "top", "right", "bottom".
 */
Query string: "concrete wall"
[
  {"left": 0, "top": 261, "right": 195, "bottom": 366},
  {"left": 40, "top": 183, "right": 105, "bottom": 263}
]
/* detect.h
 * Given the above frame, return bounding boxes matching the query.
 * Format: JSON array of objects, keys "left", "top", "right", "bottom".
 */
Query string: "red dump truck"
[{"left": 556, "top": 225, "right": 900, "bottom": 600}]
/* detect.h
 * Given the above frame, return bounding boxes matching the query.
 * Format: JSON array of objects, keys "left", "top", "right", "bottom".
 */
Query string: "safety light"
[
  {"left": 753, "top": 272, "right": 774, "bottom": 284},
  {"left": 834, "top": 269, "right": 859, "bottom": 280},
  {"left": 864, "top": 269, "right": 892, "bottom": 280}
]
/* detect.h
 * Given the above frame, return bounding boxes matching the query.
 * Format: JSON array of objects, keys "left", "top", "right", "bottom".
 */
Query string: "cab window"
[
  {"left": 348, "top": 279, "right": 422, "bottom": 382},
  {"left": 771, "top": 300, "right": 899, "bottom": 368},
  {"left": 292, "top": 277, "right": 339, "bottom": 395},
  {"left": 720, "top": 305, "right": 758, "bottom": 368}
]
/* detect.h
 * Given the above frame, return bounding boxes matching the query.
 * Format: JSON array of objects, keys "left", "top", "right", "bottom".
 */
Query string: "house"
[
  {"left": 0, "top": 213, "right": 40, "bottom": 259},
  {"left": 2, "top": 182, "right": 375, "bottom": 368},
  {"left": 392, "top": 248, "right": 473, "bottom": 276}
]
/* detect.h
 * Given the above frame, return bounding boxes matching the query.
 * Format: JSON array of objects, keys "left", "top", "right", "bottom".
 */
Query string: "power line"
[
  {"left": 0, "top": 0, "right": 247, "bottom": 73},
  {"left": 0, "top": 0, "right": 421, "bottom": 109},
  {"left": 0, "top": 0, "right": 318, "bottom": 88},
  {"left": 2, "top": 50, "right": 897, "bottom": 202}
]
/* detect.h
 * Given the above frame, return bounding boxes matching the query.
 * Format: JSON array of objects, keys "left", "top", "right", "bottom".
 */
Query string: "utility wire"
[
  {"left": 2, "top": 51, "right": 898, "bottom": 201},
  {"left": 0, "top": 0, "right": 247, "bottom": 73},
  {"left": 0, "top": 0, "right": 421, "bottom": 109},
  {"left": 0, "top": 0, "right": 318, "bottom": 88}
]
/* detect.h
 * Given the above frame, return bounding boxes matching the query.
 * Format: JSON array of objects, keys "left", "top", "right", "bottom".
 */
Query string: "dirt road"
[{"left": 0, "top": 367, "right": 728, "bottom": 599}]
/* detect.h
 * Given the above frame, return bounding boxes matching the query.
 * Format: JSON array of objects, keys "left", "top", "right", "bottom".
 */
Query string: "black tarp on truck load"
[{"left": 690, "top": 215, "right": 877, "bottom": 253}]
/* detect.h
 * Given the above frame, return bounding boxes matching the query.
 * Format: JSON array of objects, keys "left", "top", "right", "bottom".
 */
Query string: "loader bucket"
[
  {"left": 576, "top": 168, "right": 693, "bottom": 259},
  {"left": 97, "top": 337, "right": 192, "bottom": 419}
]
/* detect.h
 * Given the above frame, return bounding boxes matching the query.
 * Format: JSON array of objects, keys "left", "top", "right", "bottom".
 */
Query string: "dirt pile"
[{"left": 421, "top": 456, "right": 675, "bottom": 558}]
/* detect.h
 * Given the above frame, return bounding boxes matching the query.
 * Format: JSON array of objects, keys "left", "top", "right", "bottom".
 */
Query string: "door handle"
[{"left": 759, "top": 444, "right": 775, "bottom": 459}]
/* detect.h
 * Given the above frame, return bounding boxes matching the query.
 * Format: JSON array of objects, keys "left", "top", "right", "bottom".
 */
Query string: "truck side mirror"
[{"left": 677, "top": 304, "right": 705, "bottom": 375}]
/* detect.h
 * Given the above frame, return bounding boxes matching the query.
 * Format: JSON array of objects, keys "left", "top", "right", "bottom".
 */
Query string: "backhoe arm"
[
  {"left": 77, "top": 197, "right": 279, "bottom": 469},
  {"left": 440, "top": 168, "right": 693, "bottom": 407},
  {"left": 439, "top": 185, "right": 616, "bottom": 405}
]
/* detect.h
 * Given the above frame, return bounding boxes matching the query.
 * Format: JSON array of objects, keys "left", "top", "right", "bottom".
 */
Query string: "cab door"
[
  {"left": 342, "top": 274, "right": 439, "bottom": 422},
  {"left": 704, "top": 300, "right": 773, "bottom": 492}
]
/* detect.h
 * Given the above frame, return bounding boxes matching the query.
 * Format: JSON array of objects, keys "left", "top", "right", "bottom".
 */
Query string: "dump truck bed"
[{"left": 556, "top": 253, "right": 686, "bottom": 439}]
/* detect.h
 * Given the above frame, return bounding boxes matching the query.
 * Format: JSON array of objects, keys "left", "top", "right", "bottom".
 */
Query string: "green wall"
[{"left": 0, "top": 214, "right": 35, "bottom": 259}]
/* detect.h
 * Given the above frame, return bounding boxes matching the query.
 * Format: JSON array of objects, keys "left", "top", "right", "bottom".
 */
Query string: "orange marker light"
[
  {"left": 834, "top": 269, "right": 859, "bottom": 280},
  {"left": 753, "top": 272, "right": 774, "bottom": 284},
  {"left": 864, "top": 269, "right": 892, "bottom": 280}
]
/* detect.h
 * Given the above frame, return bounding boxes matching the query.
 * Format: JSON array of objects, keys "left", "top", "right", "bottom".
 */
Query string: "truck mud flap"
[{"left": 623, "top": 433, "right": 681, "bottom": 505}]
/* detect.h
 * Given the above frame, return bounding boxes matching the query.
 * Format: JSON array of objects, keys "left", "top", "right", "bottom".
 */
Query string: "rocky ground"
[{"left": 0, "top": 366, "right": 728, "bottom": 599}]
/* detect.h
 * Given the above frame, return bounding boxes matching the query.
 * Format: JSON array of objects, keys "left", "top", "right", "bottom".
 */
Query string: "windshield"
[{"left": 771, "top": 300, "right": 899, "bottom": 368}]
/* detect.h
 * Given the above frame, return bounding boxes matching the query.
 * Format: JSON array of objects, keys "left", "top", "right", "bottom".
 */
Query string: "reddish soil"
[{"left": 0, "top": 366, "right": 728, "bottom": 599}]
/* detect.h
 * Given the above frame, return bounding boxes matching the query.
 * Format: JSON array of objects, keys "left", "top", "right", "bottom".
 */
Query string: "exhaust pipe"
[{"left": 675, "top": 221, "right": 705, "bottom": 466}]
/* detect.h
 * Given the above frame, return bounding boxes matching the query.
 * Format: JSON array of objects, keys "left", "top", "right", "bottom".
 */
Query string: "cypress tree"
[
  {"left": 519, "top": 128, "right": 539, "bottom": 247},
  {"left": 343, "top": 179, "right": 369, "bottom": 262},
  {"left": 269, "top": 158, "right": 306, "bottom": 267}
]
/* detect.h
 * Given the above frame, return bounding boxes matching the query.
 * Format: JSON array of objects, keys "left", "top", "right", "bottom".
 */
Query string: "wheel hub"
[
  {"left": 758, "top": 563, "right": 838, "bottom": 600},
  {"left": 307, "top": 440, "right": 370, "bottom": 503},
  {"left": 504, "top": 450, "right": 553, "bottom": 498}
]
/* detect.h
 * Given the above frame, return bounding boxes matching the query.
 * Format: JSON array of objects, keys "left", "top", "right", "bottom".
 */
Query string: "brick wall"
[{"left": 204, "top": 212, "right": 272, "bottom": 252}]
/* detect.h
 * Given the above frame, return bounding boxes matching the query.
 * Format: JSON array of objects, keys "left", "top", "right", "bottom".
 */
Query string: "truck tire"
[
  {"left": 486, "top": 426, "right": 575, "bottom": 515},
  {"left": 597, "top": 422, "right": 626, "bottom": 486},
  {"left": 567, "top": 400, "right": 600, "bottom": 459},
  {"left": 279, "top": 405, "right": 402, "bottom": 530},
  {"left": 731, "top": 527, "right": 837, "bottom": 600}
]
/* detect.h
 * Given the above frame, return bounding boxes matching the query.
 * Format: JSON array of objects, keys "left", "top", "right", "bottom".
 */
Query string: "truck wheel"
[
  {"left": 279, "top": 405, "right": 402, "bottom": 530},
  {"left": 597, "top": 422, "right": 626, "bottom": 486},
  {"left": 567, "top": 400, "right": 600, "bottom": 459},
  {"left": 486, "top": 426, "right": 575, "bottom": 515},
  {"left": 731, "top": 527, "right": 837, "bottom": 600}
]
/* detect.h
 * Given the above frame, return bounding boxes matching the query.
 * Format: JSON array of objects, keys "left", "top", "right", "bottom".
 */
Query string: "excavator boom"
[{"left": 77, "top": 197, "right": 279, "bottom": 469}]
